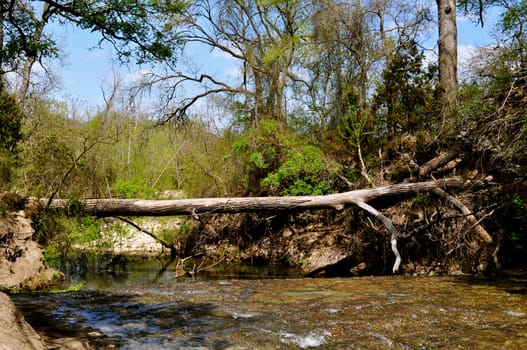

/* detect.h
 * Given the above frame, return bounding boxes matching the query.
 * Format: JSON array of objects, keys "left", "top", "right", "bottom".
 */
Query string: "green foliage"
[
  {"left": 412, "top": 194, "right": 426, "bottom": 205},
  {"left": 32, "top": 211, "right": 64, "bottom": 246},
  {"left": 32, "top": 210, "right": 103, "bottom": 266},
  {"left": 506, "top": 193, "right": 527, "bottom": 260},
  {"left": 231, "top": 119, "right": 284, "bottom": 192},
  {"left": 0, "top": 192, "right": 26, "bottom": 215},
  {"left": 42, "top": 244, "right": 63, "bottom": 267},
  {"left": 0, "top": 0, "right": 187, "bottom": 81},
  {"left": 0, "top": 91, "right": 23, "bottom": 188},
  {"left": 0, "top": 3, "right": 59, "bottom": 76},
  {"left": 64, "top": 215, "right": 102, "bottom": 245},
  {"left": 16, "top": 99, "right": 88, "bottom": 197},
  {"left": 248, "top": 151, "right": 270, "bottom": 170},
  {"left": 0, "top": 149, "right": 16, "bottom": 189},
  {"left": 458, "top": 1, "right": 527, "bottom": 183},
  {"left": 499, "top": 0, "right": 527, "bottom": 52},
  {"left": 0, "top": 91, "right": 23, "bottom": 152},
  {"left": 231, "top": 116, "right": 344, "bottom": 195},
  {"left": 338, "top": 105, "right": 368, "bottom": 148},
  {"left": 171, "top": 118, "right": 245, "bottom": 197},
  {"left": 373, "top": 40, "right": 439, "bottom": 135},
  {"left": 48, "top": 280, "right": 86, "bottom": 294},
  {"left": 113, "top": 178, "right": 156, "bottom": 199},
  {"left": 261, "top": 145, "right": 335, "bottom": 195}
]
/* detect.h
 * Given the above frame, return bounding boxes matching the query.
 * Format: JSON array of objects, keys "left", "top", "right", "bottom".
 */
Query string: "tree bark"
[
  {"left": 29, "top": 178, "right": 466, "bottom": 217},
  {"left": 419, "top": 151, "right": 458, "bottom": 179},
  {"left": 431, "top": 187, "right": 493, "bottom": 243},
  {"left": 437, "top": 0, "right": 458, "bottom": 122}
]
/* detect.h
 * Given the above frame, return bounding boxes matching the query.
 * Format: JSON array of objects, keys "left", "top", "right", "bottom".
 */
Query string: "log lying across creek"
[{"left": 26, "top": 177, "right": 493, "bottom": 273}]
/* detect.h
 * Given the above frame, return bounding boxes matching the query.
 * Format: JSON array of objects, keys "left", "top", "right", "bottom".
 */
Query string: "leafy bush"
[
  {"left": 504, "top": 193, "right": 527, "bottom": 266},
  {"left": 113, "top": 178, "right": 156, "bottom": 198},
  {"left": 32, "top": 209, "right": 103, "bottom": 266},
  {"left": 0, "top": 150, "right": 16, "bottom": 188},
  {"left": 261, "top": 145, "right": 336, "bottom": 195},
  {"left": 0, "top": 90, "right": 23, "bottom": 188},
  {"left": 0, "top": 90, "right": 22, "bottom": 152}
]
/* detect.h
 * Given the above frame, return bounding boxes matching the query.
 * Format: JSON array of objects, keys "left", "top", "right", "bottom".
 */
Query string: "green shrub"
[
  {"left": 506, "top": 193, "right": 527, "bottom": 263},
  {"left": 32, "top": 210, "right": 104, "bottom": 266},
  {"left": 261, "top": 145, "right": 336, "bottom": 195},
  {"left": 113, "top": 178, "right": 156, "bottom": 198},
  {"left": 0, "top": 90, "right": 22, "bottom": 153},
  {"left": 0, "top": 90, "right": 23, "bottom": 188}
]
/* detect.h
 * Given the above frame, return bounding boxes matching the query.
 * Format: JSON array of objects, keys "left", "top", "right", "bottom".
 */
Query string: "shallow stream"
[{"left": 12, "top": 256, "right": 527, "bottom": 349}]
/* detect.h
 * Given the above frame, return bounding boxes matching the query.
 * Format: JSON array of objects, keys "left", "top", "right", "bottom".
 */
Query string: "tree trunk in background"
[
  {"left": 437, "top": 0, "right": 458, "bottom": 125},
  {"left": 0, "top": 7, "right": 5, "bottom": 90}
]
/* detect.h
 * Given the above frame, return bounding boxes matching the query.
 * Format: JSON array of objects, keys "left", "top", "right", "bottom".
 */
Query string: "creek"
[{"left": 11, "top": 254, "right": 527, "bottom": 349}]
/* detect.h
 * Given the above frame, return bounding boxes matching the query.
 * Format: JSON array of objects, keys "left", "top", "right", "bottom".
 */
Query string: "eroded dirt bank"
[
  {"left": 0, "top": 292, "right": 47, "bottom": 350},
  {"left": 188, "top": 200, "right": 501, "bottom": 277},
  {"left": 0, "top": 209, "right": 93, "bottom": 349},
  {"left": 0, "top": 210, "right": 60, "bottom": 292}
]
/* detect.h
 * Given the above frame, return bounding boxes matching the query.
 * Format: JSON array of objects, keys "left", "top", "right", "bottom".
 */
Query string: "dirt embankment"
[
  {"left": 0, "top": 292, "right": 47, "bottom": 350},
  {"left": 190, "top": 198, "right": 499, "bottom": 277},
  {"left": 0, "top": 209, "right": 94, "bottom": 349},
  {"left": 0, "top": 210, "right": 60, "bottom": 292}
]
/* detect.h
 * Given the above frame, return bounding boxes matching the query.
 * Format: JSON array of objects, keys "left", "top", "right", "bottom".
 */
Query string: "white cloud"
[
  {"left": 458, "top": 44, "right": 478, "bottom": 79},
  {"left": 120, "top": 69, "right": 153, "bottom": 85},
  {"left": 459, "top": 44, "right": 477, "bottom": 65}
]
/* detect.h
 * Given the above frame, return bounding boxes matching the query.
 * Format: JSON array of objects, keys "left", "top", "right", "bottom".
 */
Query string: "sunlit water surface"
[{"left": 12, "top": 257, "right": 527, "bottom": 349}]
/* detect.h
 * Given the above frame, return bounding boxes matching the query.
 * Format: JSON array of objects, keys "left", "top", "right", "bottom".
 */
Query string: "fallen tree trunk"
[
  {"left": 30, "top": 178, "right": 465, "bottom": 217},
  {"left": 26, "top": 177, "right": 492, "bottom": 273}
]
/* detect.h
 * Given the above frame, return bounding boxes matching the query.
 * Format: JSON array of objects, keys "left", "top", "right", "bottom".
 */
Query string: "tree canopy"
[{"left": 0, "top": 0, "right": 187, "bottom": 93}]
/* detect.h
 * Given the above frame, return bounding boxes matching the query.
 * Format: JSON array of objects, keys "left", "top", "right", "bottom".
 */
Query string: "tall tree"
[
  {"left": 373, "top": 39, "right": 438, "bottom": 135},
  {"left": 436, "top": 0, "right": 458, "bottom": 124},
  {"left": 140, "top": 0, "right": 312, "bottom": 124},
  {"left": 291, "top": 0, "right": 430, "bottom": 140}
]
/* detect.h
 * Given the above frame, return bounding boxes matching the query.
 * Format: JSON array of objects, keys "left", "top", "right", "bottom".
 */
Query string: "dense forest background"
[{"left": 1, "top": 0, "right": 526, "bottom": 274}]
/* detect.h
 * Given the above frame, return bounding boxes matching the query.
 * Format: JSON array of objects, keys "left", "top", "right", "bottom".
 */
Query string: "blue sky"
[{"left": 50, "top": 7, "right": 501, "bottom": 111}]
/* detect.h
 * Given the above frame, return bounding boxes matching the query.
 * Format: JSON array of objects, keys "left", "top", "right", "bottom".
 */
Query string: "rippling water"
[{"left": 11, "top": 258, "right": 527, "bottom": 349}]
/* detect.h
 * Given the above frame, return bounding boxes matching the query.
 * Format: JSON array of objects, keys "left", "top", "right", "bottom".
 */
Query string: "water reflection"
[
  {"left": 55, "top": 253, "right": 304, "bottom": 289},
  {"left": 11, "top": 257, "right": 527, "bottom": 349}
]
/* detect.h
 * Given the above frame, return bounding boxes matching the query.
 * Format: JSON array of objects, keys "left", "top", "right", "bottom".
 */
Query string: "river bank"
[
  {"left": 0, "top": 291, "right": 47, "bottom": 350},
  {"left": 0, "top": 210, "right": 60, "bottom": 292},
  {"left": 0, "top": 210, "right": 94, "bottom": 349},
  {"left": 0, "top": 199, "right": 522, "bottom": 348}
]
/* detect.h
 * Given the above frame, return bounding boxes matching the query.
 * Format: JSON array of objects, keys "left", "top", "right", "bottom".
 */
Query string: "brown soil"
[
  {"left": 189, "top": 197, "right": 498, "bottom": 277},
  {"left": 191, "top": 210, "right": 391, "bottom": 276},
  {"left": 0, "top": 291, "right": 47, "bottom": 350},
  {"left": 0, "top": 210, "right": 61, "bottom": 292},
  {"left": 0, "top": 209, "right": 93, "bottom": 349}
]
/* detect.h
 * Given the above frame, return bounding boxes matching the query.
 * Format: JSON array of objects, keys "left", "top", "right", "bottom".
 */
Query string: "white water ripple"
[{"left": 278, "top": 330, "right": 331, "bottom": 348}]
